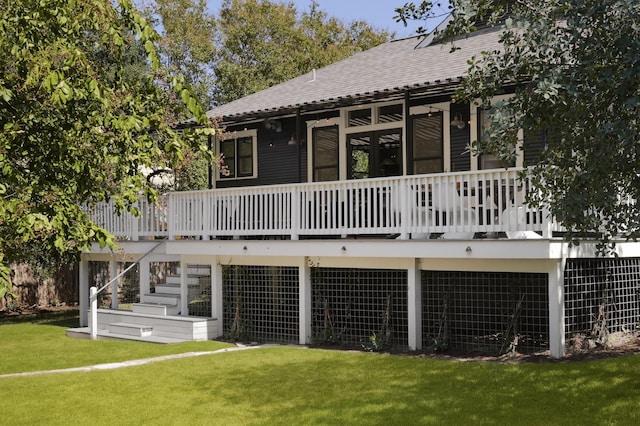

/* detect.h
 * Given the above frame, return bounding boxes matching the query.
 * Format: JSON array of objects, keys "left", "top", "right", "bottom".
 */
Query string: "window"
[
  {"left": 348, "top": 108, "right": 372, "bottom": 127},
  {"left": 478, "top": 107, "right": 515, "bottom": 170},
  {"left": 217, "top": 129, "right": 257, "bottom": 179},
  {"left": 378, "top": 104, "right": 403, "bottom": 123},
  {"left": 313, "top": 126, "right": 339, "bottom": 181},
  {"left": 347, "top": 103, "right": 403, "bottom": 127},
  {"left": 412, "top": 113, "right": 443, "bottom": 174}
]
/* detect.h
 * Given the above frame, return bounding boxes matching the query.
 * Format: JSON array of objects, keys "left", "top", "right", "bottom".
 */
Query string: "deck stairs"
[{"left": 67, "top": 266, "right": 218, "bottom": 343}]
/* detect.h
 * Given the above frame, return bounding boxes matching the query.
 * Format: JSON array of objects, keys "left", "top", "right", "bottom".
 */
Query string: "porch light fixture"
[
  {"left": 450, "top": 114, "right": 466, "bottom": 129},
  {"left": 263, "top": 118, "right": 282, "bottom": 132},
  {"left": 288, "top": 135, "right": 297, "bottom": 145}
]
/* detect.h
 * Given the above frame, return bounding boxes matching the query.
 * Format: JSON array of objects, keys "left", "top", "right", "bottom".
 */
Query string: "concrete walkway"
[{"left": 0, "top": 344, "right": 269, "bottom": 379}]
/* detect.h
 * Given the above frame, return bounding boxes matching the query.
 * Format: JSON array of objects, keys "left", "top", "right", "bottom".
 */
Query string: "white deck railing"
[{"left": 86, "top": 168, "right": 559, "bottom": 240}]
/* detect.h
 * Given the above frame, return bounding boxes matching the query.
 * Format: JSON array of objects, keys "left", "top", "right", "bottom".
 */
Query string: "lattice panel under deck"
[
  {"left": 565, "top": 258, "right": 640, "bottom": 340},
  {"left": 311, "top": 267, "right": 409, "bottom": 350},
  {"left": 422, "top": 271, "right": 549, "bottom": 355},
  {"left": 222, "top": 265, "right": 299, "bottom": 344}
]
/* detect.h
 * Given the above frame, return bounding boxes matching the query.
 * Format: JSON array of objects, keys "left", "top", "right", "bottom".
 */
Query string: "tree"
[
  {"left": 147, "top": 0, "right": 217, "bottom": 110},
  {"left": 396, "top": 0, "right": 640, "bottom": 248},
  {"left": 140, "top": 0, "right": 218, "bottom": 192},
  {"left": 297, "top": 2, "right": 394, "bottom": 73},
  {"left": 0, "top": 0, "right": 214, "bottom": 297},
  {"left": 214, "top": 0, "right": 392, "bottom": 103}
]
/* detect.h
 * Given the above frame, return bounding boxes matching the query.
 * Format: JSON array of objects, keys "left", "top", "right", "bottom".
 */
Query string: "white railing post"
[
  {"left": 399, "top": 180, "right": 409, "bottom": 240},
  {"left": 89, "top": 286, "right": 97, "bottom": 340},
  {"left": 110, "top": 258, "right": 118, "bottom": 310},
  {"left": 131, "top": 205, "right": 140, "bottom": 241},
  {"left": 291, "top": 189, "right": 300, "bottom": 240},
  {"left": 543, "top": 206, "right": 553, "bottom": 238},
  {"left": 168, "top": 194, "right": 176, "bottom": 240},
  {"left": 202, "top": 192, "right": 211, "bottom": 240}
]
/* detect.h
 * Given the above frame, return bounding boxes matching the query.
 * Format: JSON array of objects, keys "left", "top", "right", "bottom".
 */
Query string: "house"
[{"left": 74, "top": 24, "right": 640, "bottom": 358}]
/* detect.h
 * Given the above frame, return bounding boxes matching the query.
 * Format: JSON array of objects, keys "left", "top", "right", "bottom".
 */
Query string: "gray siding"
[{"left": 216, "top": 117, "right": 300, "bottom": 188}]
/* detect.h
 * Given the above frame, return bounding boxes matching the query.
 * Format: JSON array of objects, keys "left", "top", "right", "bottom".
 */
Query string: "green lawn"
[
  {"left": 0, "top": 310, "right": 233, "bottom": 374},
  {"left": 1, "top": 312, "right": 639, "bottom": 425}
]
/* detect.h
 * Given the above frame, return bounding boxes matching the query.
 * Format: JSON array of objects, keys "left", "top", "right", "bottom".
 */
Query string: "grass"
[
  {"left": 0, "top": 310, "right": 233, "bottom": 374},
  {"left": 1, "top": 312, "right": 640, "bottom": 425}
]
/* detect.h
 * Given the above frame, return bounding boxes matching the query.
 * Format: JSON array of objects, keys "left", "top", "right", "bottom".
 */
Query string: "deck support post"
[
  {"left": 299, "top": 257, "right": 312, "bottom": 345},
  {"left": 79, "top": 257, "right": 89, "bottom": 327},
  {"left": 407, "top": 259, "right": 422, "bottom": 350},
  {"left": 139, "top": 257, "right": 150, "bottom": 304},
  {"left": 548, "top": 258, "right": 566, "bottom": 358},
  {"left": 212, "top": 258, "right": 224, "bottom": 337},
  {"left": 110, "top": 257, "right": 118, "bottom": 310},
  {"left": 89, "top": 286, "right": 97, "bottom": 340},
  {"left": 180, "top": 258, "right": 188, "bottom": 316}
]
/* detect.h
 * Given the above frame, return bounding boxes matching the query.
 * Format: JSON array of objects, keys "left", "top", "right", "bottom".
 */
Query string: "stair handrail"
[{"left": 89, "top": 239, "right": 167, "bottom": 340}]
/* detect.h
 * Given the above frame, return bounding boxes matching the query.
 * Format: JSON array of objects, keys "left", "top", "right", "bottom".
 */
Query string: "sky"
[{"left": 205, "top": 0, "right": 450, "bottom": 39}]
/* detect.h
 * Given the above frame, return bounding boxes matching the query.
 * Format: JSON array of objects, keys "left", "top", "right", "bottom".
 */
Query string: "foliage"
[
  {"left": 394, "top": 0, "right": 453, "bottom": 34},
  {"left": 136, "top": 0, "right": 392, "bottom": 190},
  {"left": 397, "top": 0, "right": 640, "bottom": 249},
  {"left": 0, "top": 0, "right": 215, "bottom": 296},
  {"left": 0, "top": 255, "right": 12, "bottom": 299},
  {"left": 147, "top": 0, "right": 217, "bottom": 110},
  {"left": 361, "top": 293, "right": 393, "bottom": 352},
  {"left": 311, "top": 295, "right": 344, "bottom": 345},
  {"left": 213, "top": 0, "right": 392, "bottom": 103},
  {"left": 173, "top": 149, "right": 211, "bottom": 190}
]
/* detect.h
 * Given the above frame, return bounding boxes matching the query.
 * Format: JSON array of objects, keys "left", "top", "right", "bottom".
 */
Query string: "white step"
[
  {"left": 144, "top": 293, "right": 180, "bottom": 305},
  {"left": 66, "top": 327, "right": 188, "bottom": 343},
  {"left": 109, "top": 322, "right": 153, "bottom": 337},
  {"left": 133, "top": 302, "right": 180, "bottom": 316},
  {"left": 177, "top": 266, "right": 211, "bottom": 276},
  {"left": 166, "top": 275, "right": 201, "bottom": 286},
  {"left": 154, "top": 283, "right": 181, "bottom": 294}
]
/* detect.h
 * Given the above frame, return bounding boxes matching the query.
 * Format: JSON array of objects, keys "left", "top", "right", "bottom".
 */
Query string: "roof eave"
[{"left": 210, "top": 77, "right": 466, "bottom": 124}]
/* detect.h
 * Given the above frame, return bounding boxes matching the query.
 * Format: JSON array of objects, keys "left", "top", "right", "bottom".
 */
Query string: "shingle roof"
[{"left": 207, "top": 26, "right": 503, "bottom": 122}]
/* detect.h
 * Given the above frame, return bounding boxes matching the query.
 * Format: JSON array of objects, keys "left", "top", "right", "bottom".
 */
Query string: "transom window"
[
  {"left": 217, "top": 129, "right": 257, "bottom": 179},
  {"left": 378, "top": 104, "right": 403, "bottom": 123},
  {"left": 348, "top": 108, "right": 372, "bottom": 127},
  {"left": 347, "top": 103, "right": 403, "bottom": 128}
]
